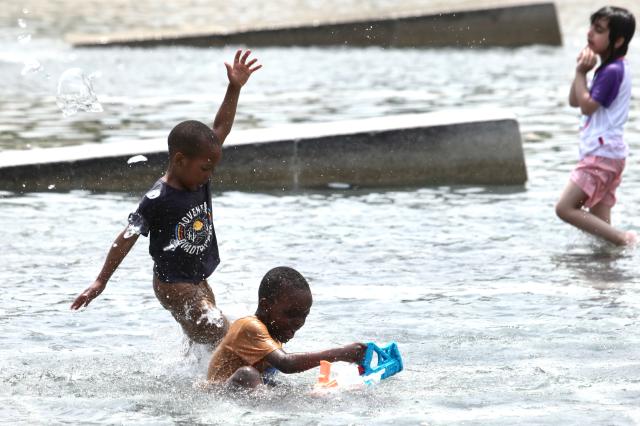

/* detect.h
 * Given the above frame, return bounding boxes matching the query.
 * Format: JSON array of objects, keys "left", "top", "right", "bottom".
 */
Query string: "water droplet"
[
  {"left": 328, "top": 182, "right": 351, "bottom": 190},
  {"left": 22, "top": 8, "right": 29, "bottom": 14},
  {"left": 123, "top": 223, "right": 142, "bottom": 239},
  {"left": 145, "top": 188, "right": 161, "bottom": 199},
  {"left": 56, "top": 68, "right": 103, "bottom": 117},
  {"left": 47, "top": 184, "right": 55, "bottom": 190},
  {"left": 17, "top": 34, "right": 31, "bottom": 44},
  {"left": 112, "top": 243, "right": 118, "bottom": 248},
  {"left": 17, "top": 19, "right": 27, "bottom": 28},
  {"left": 127, "top": 155, "right": 148, "bottom": 164},
  {"left": 163, "top": 239, "right": 180, "bottom": 252},
  {"left": 21, "top": 59, "right": 42, "bottom": 76}
]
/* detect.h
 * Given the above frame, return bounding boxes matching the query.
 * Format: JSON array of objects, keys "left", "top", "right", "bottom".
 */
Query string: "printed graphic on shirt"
[{"left": 173, "top": 202, "right": 212, "bottom": 255}]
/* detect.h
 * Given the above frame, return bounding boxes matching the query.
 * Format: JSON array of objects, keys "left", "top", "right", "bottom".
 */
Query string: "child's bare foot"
[{"left": 623, "top": 231, "right": 637, "bottom": 246}]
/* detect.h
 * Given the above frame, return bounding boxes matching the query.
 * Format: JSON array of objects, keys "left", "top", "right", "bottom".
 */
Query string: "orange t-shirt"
[{"left": 207, "top": 316, "right": 282, "bottom": 383}]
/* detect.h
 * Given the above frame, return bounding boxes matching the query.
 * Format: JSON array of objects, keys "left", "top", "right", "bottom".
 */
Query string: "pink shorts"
[{"left": 570, "top": 155, "right": 625, "bottom": 208}]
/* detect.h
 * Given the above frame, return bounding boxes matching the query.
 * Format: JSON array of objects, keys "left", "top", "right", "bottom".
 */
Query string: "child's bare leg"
[
  {"left": 589, "top": 202, "right": 611, "bottom": 224},
  {"left": 587, "top": 202, "right": 636, "bottom": 244},
  {"left": 226, "top": 366, "right": 262, "bottom": 389},
  {"left": 153, "top": 277, "right": 229, "bottom": 348},
  {"left": 555, "top": 181, "right": 629, "bottom": 245}
]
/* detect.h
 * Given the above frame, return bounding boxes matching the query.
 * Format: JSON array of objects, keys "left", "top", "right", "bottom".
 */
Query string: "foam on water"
[{"left": 20, "top": 58, "right": 41, "bottom": 76}]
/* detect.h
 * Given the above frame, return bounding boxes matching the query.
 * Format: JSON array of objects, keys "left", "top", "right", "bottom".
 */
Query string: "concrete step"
[
  {"left": 0, "top": 109, "right": 527, "bottom": 194},
  {"left": 67, "top": 2, "right": 561, "bottom": 48}
]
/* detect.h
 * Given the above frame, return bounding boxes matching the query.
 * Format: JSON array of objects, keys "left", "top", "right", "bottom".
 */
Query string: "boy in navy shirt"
[{"left": 71, "top": 50, "right": 261, "bottom": 348}]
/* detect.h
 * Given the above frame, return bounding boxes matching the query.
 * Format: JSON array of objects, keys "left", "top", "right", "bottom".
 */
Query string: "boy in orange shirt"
[{"left": 207, "top": 266, "right": 366, "bottom": 388}]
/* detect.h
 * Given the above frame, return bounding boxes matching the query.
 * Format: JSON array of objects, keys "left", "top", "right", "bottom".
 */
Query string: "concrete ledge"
[
  {"left": 0, "top": 109, "right": 527, "bottom": 193},
  {"left": 68, "top": 2, "right": 561, "bottom": 48}
]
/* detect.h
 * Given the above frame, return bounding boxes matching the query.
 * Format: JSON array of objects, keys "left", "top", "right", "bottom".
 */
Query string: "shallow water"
[{"left": 2, "top": 1, "right": 640, "bottom": 425}]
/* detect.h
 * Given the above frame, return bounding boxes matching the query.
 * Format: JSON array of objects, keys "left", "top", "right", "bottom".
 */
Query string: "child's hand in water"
[
  {"left": 576, "top": 46, "right": 597, "bottom": 74},
  {"left": 225, "top": 49, "right": 262, "bottom": 88},
  {"left": 341, "top": 342, "right": 368, "bottom": 363},
  {"left": 70, "top": 280, "right": 106, "bottom": 310}
]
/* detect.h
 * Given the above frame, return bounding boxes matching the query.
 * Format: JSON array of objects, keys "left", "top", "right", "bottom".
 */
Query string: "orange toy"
[{"left": 314, "top": 360, "right": 338, "bottom": 389}]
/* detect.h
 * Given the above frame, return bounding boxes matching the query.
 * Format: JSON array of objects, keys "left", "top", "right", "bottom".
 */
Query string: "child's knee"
[
  {"left": 555, "top": 200, "right": 571, "bottom": 221},
  {"left": 228, "top": 366, "right": 262, "bottom": 389}
]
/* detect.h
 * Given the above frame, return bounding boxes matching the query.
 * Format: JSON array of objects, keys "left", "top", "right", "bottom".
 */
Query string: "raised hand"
[{"left": 225, "top": 49, "right": 262, "bottom": 88}]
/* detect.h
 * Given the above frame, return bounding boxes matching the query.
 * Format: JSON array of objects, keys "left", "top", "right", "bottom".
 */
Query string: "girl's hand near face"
[{"left": 576, "top": 46, "right": 598, "bottom": 74}]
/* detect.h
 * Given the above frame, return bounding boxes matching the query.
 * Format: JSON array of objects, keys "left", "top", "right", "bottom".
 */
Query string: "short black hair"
[
  {"left": 168, "top": 120, "right": 219, "bottom": 158},
  {"left": 591, "top": 6, "right": 635, "bottom": 63},
  {"left": 258, "top": 267, "right": 310, "bottom": 302}
]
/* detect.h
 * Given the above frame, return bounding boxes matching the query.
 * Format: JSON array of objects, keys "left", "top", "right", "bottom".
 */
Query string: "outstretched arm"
[
  {"left": 212, "top": 49, "right": 262, "bottom": 145},
  {"left": 70, "top": 228, "right": 139, "bottom": 310},
  {"left": 264, "top": 342, "right": 367, "bottom": 374}
]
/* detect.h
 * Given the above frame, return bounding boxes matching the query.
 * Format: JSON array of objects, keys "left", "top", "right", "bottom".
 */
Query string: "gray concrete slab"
[
  {"left": 0, "top": 109, "right": 527, "bottom": 193},
  {"left": 68, "top": 2, "right": 561, "bottom": 48}
]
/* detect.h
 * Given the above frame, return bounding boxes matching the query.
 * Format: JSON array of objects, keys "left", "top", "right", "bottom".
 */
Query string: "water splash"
[
  {"left": 47, "top": 184, "right": 55, "bottom": 190},
  {"left": 18, "top": 34, "right": 31, "bottom": 44},
  {"left": 56, "top": 68, "right": 103, "bottom": 117},
  {"left": 123, "top": 223, "right": 142, "bottom": 239},
  {"left": 127, "top": 155, "right": 148, "bottom": 164},
  {"left": 17, "top": 18, "right": 27, "bottom": 28},
  {"left": 163, "top": 239, "right": 180, "bottom": 252},
  {"left": 196, "top": 306, "right": 224, "bottom": 327}
]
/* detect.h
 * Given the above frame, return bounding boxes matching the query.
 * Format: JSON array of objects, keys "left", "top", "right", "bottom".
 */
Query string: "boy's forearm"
[
  {"left": 212, "top": 83, "right": 242, "bottom": 145},
  {"left": 272, "top": 348, "right": 352, "bottom": 374},
  {"left": 96, "top": 231, "right": 138, "bottom": 284}
]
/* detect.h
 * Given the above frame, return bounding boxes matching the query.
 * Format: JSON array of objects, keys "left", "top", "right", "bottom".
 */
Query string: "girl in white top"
[{"left": 556, "top": 6, "right": 636, "bottom": 246}]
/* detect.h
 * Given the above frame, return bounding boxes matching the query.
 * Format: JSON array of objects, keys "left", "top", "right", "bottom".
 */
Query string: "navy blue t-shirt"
[{"left": 128, "top": 179, "right": 220, "bottom": 283}]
